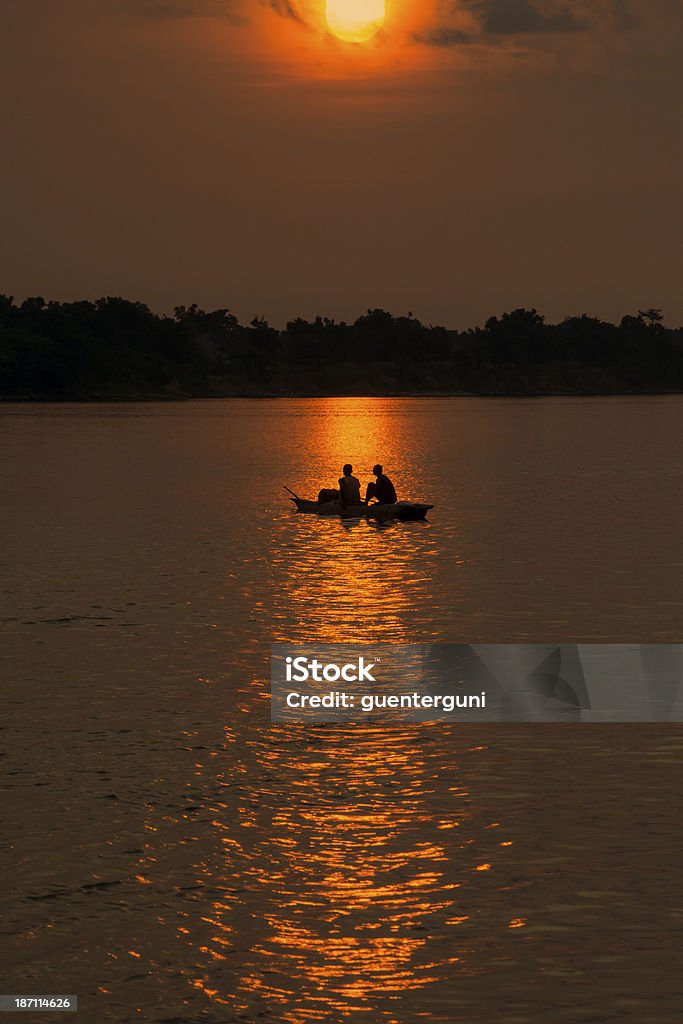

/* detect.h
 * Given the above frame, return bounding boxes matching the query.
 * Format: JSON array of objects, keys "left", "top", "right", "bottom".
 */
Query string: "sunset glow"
[{"left": 326, "top": 0, "right": 386, "bottom": 43}]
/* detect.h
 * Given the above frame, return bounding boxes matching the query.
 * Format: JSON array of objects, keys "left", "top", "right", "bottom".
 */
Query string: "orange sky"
[{"left": 1, "top": 0, "right": 682, "bottom": 327}]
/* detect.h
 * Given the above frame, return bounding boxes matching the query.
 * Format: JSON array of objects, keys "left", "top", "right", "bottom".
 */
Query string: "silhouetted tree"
[
  {"left": 638, "top": 308, "right": 664, "bottom": 328},
  {"left": 556, "top": 315, "right": 620, "bottom": 365},
  {"left": 1, "top": 294, "right": 682, "bottom": 397},
  {"left": 483, "top": 308, "right": 548, "bottom": 363}
]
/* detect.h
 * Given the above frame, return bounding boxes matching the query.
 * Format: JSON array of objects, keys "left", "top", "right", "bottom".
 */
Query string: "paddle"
[{"left": 283, "top": 485, "right": 300, "bottom": 500}]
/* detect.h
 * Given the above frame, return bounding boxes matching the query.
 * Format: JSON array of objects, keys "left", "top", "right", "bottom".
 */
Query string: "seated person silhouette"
[
  {"left": 365, "top": 464, "right": 398, "bottom": 505},
  {"left": 338, "top": 464, "right": 362, "bottom": 508}
]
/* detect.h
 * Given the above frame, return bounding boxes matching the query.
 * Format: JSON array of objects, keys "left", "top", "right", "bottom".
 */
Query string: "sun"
[{"left": 326, "top": 0, "right": 386, "bottom": 43}]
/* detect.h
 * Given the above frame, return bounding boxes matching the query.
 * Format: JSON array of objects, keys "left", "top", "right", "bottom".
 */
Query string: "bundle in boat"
[{"left": 287, "top": 489, "right": 433, "bottom": 522}]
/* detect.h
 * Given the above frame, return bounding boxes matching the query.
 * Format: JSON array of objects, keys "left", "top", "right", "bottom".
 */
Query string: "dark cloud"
[
  {"left": 265, "top": 0, "right": 303, "bottom": 23},
  {"left": 416, "top": 0, "right": 589, "bottom": 47},
  {"left": 414, "top": 26, "right": 472, "bottom": 47},
  {"left": 471, "top": 0, "right": 587, "bottom": 34}
]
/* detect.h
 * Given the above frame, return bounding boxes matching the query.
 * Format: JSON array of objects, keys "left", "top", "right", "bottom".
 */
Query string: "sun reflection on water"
[
  {"left": 129, "top": 399, "right": 519, "bottom": 1019},
  {"left": 268, "top": 398, "right": 450, "bottom": 645},
  {"left": 154, "top": 723, "right": 522, "bottom": 1021}
]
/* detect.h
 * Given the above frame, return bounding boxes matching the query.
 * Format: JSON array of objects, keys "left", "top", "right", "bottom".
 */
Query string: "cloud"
[
  {"left": 416, "top": 0, "right": 591, "bottom": 47},
  {"left": 132, "top": 0, "right": 304, "bottom": 22},
  {"left": 114, "top": 0, "right": 646, "bottom": 49},
  {"left": 471, "top": 0, "right": 587, "bottom": 34},
  {"left": 417, "top": 26, "right": 473, "bottom": 46},
  {"left": 264, "top": 0, "right": 303, "bottom": 22}
]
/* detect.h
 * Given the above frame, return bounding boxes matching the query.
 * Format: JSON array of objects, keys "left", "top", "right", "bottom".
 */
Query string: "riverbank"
[
  {"left": 5, "top": 389, "right": 683, "bottom": 401},
  {"left": 4, "top": 372, "right": 683, "bottom": 402},
  {"left": 2, "top": 297, "right": 682, "bottom": 402}
]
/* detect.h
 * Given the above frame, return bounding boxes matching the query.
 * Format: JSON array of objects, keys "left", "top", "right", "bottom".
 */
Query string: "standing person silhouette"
[
  {"left": 365, "top": 464, "right": 397, "bottom": 505},
  {"left": 338, "top": 464, "right": 362, "bottom": 508}
]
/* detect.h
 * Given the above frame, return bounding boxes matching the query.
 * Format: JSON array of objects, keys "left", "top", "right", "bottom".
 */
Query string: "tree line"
[{"left": 1, "top": 294, "right": 681, "bottom": 398}]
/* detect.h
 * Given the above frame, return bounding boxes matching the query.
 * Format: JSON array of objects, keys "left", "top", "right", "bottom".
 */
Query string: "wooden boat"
[{"left": 290, "top": 496, "right": 434, "bottom": 522}]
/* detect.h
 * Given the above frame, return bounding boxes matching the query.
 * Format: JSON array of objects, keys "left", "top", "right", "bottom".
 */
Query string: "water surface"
[{"left": 2, "top": 398, "right": 682, "bottom": 1022}]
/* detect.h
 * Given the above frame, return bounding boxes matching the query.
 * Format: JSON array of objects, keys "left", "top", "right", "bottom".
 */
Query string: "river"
[{"left": 2, "top": 397, "right": 682, "bottom": 1022}]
